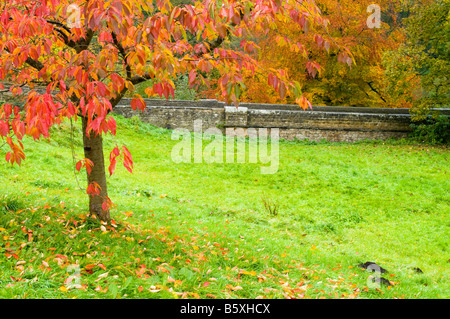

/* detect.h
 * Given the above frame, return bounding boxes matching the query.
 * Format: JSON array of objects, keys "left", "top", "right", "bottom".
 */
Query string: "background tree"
[
  {"left": 200, "top": 0, "right": 407, "bottom": 107},
  {"left": 0, "top": 0, "right": 348, "bottom": 222},
  {"left": 383, "top": 0, "right": 450, "bottom": 119}
]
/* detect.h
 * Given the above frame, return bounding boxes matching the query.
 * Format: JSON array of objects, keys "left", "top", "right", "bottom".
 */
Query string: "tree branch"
[
  {"left": 46, "top": 19, "right": 95, "bottom": 53},
  {"left": 366, "top": 81, "right": 387, "bottom": 103},
  {"left": 111, "top": 32, "right": 132, "bottom": 80}
]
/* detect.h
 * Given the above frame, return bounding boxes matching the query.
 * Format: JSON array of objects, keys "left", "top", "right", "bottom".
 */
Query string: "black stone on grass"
[{"left": 358, "top": 261, "right": 388, "bottom": 274}]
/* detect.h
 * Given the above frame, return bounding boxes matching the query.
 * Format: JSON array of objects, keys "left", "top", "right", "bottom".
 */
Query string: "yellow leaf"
[{"left": 59, "top": 286, "right": 68, "bottom": 292}]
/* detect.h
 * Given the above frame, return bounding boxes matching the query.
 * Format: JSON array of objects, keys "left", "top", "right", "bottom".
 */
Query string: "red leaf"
[
  {"left": 110, "top": 73, "right": 125, "bottom": 92},
  {"left": 0, "top": 120, "right": 9, "bottom": 137},
  {"left": 188, "top": 70, "right": 196, "bottom": 86},
  {"left": 108, "top": 147, "right": 120, "bottom": 176},
  {"left": 98, "top": 263, "right": 107, "bottom": 271},
  {"left": 107, "top": 118, "right": 116, "bottom": 135},
  {"left": 130, "top": 96, "right": 146, "bottom": 111},
  {"left": 75, "top": 160, "right": 82, "bottom": 172},
  {"left": 85, "top": 159, "right": 93, "bottom": 175},
  {"left": 122, "top": 145, "right": 133, "bottom": 173},
  {"left": 98, "top": 31, "right": 112, "bottom": 42},
  {"left": 76, "top": 158, "right": 94, "bottom": 175},
  {"left": 87, "top": 182, "right": 101, "bottom": 196},
  {"left": 59, "top": 80, "right": 66, "bottom": 93},
  {"left": 97, "top": 82, "right": 108, "bottom": 97},
  {"left": 85, "top": 264, "right": 96, "bottom": 270}
]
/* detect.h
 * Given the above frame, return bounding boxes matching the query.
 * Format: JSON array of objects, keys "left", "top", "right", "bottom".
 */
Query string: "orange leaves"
[
  {"left": 337, "top": 51, "right": 353, "bottom": 68},
  {"left": 267, "top": 72, "right": 292, "bottom": 100},
  {"left": 305, "top": 61, "right": 321, "bottom": 78},
  {"left": 226, "top": 284, "right": 243, "bottom": 291},
  {"left": 20, "top": 226, "right": 33, "bottom": 242},
  {"left": 5, "top": 137, "right": 25, "bottom": 166},
  {"left": 108, "top": 147, "right": 120, "bottom": 176},
  {"left": 216, "top": 71, "right": 246, "bottom": 106},
  {"left": 82, "top": 98, "right": 115, "bottom": 135},
  {"left": 75, "top": 158, "right": 94, "bottom": 175},
  {"left": 87, "top": 182, "right": 102, "bottom": 196},
  {"left": 5, "top": 252, "right": 19, "bottom": 260},
  {"left": 217, "top": 23, "right": 228, "bottom": 38},
  {"left": 152, "top": 81, "right": 175, "bottom": 100},
  {"left": 296, "top": 95, "right": 312, "bottom": 110},
  {"left": 122, "top": 145, "right": 133, "bottom": 173},
  {"left": 106, "top": 117, "right": 116, "bottom": 136},
  {"left": 130, "top": 95, "right": 146, "bottom": 111},
  {"left": 188, "top": 69, "right": 197, "bottom": 88},
  {"left": 84, "top": 263, "right": 107, "bottom": 272},
  {"left": 313, "top": 34, "right": 324, "bottom": 49},
  {"left": 240, "top": 40, "right": 257, "bottom": 54},
  {"left": 101, "top": 197, "right": 114, "bottom": 212},
  {"left": 239, "top": 269, "right": 257, "bottom": 277},
  {"left": 108, "top": 145, "right": 133, "bottom": 176},
  {"left": 168, "top": 275, "right": 183, "bottom": 287},
  {"left": 98, "top": 31, "right": 112, "bottom": 43},
  {"left": 109, "top": 73, "right": 125, "bottom": 93}
]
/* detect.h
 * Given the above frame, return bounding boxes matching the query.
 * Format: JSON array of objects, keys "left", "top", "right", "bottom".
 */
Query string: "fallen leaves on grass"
[{"left": 0, "top": 202, "right": 400, "bottom": 299}]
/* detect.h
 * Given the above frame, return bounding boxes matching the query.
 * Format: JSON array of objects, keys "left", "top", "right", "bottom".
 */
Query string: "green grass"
[{"left": 0, "top": 114, "right": 449, "bottom": 299}]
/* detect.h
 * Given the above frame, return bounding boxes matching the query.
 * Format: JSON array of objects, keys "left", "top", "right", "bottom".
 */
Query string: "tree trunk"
[{"left": 82, "top": 116, "right": 110, "bottom": 222}]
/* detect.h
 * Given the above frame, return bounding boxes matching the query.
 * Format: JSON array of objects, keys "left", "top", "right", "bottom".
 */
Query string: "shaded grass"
[{"left": 0, "top": 114, "right": 449, "bottom": 299}]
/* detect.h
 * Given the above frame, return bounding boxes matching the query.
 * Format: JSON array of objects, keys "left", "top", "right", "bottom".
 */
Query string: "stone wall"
[
  {"left": 2, "top": 82, "right": 446, "bottom": 143},
  {"left": 113, "top": 98, "right": 421, "bottom": 142}
]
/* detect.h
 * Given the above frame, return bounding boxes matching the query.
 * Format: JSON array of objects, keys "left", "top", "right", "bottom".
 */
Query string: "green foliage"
[
  {"left": 383, "top": 0, "right": 450, "bottom": 118},
  {"left": 172, "top": 75, "right": 199, "bottom": 100},
  {"left": 127, "top": 75, "right": 198, "bottom": 101},
  {"left": 410, "top": 115, "right": 450, "bottom": 144}
]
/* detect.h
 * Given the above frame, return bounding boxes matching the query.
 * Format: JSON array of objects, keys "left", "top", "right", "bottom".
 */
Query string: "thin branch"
[
  {"left": 111, "top": 32, "right": 132, "bottom": 80},
  {"left": 366, "top": 81, "right": 387, "bottom": 103},
  {"left": 25, "top": 56, "right": 45, "bottom": 71}
]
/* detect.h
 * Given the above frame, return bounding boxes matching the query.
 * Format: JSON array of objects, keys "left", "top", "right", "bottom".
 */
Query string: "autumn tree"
[
  {"left": 202, "top": 0, "right": 406, "bottom": 107},
  {"left": 0, "top": 0, "right": 348, "bottom": 222}
]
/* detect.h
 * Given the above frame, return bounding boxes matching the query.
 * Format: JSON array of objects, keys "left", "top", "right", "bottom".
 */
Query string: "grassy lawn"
[{"left": 0, "top": 114, "right": 449, "bottom": 299}]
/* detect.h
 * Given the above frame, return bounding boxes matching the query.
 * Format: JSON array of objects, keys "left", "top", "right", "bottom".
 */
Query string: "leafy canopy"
[{"left": 0, "top": 0, "right": 348, "bottom": 168}]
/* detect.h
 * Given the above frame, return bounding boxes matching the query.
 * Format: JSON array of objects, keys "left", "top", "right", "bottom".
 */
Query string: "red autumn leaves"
[
  {"left": 108, "top": 145, "right": 133, "bottom": 177},
  {"left": 75, "top": 144, "right": 133, "bottom": 195}
]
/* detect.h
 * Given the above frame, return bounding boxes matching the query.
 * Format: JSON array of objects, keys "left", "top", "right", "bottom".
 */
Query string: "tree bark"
[{"left": 81, "top": 116, "right": 110, "bottom": 222}]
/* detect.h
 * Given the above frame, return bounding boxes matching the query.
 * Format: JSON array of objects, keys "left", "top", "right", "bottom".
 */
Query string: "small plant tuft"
[{"left": 261, "top": 193, "right": 279, "bottom": 216}]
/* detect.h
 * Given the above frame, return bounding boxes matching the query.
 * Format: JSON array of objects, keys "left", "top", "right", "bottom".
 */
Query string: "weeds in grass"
[{"left": 261, "top": 193, "right": 279, "bottom": 216}]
